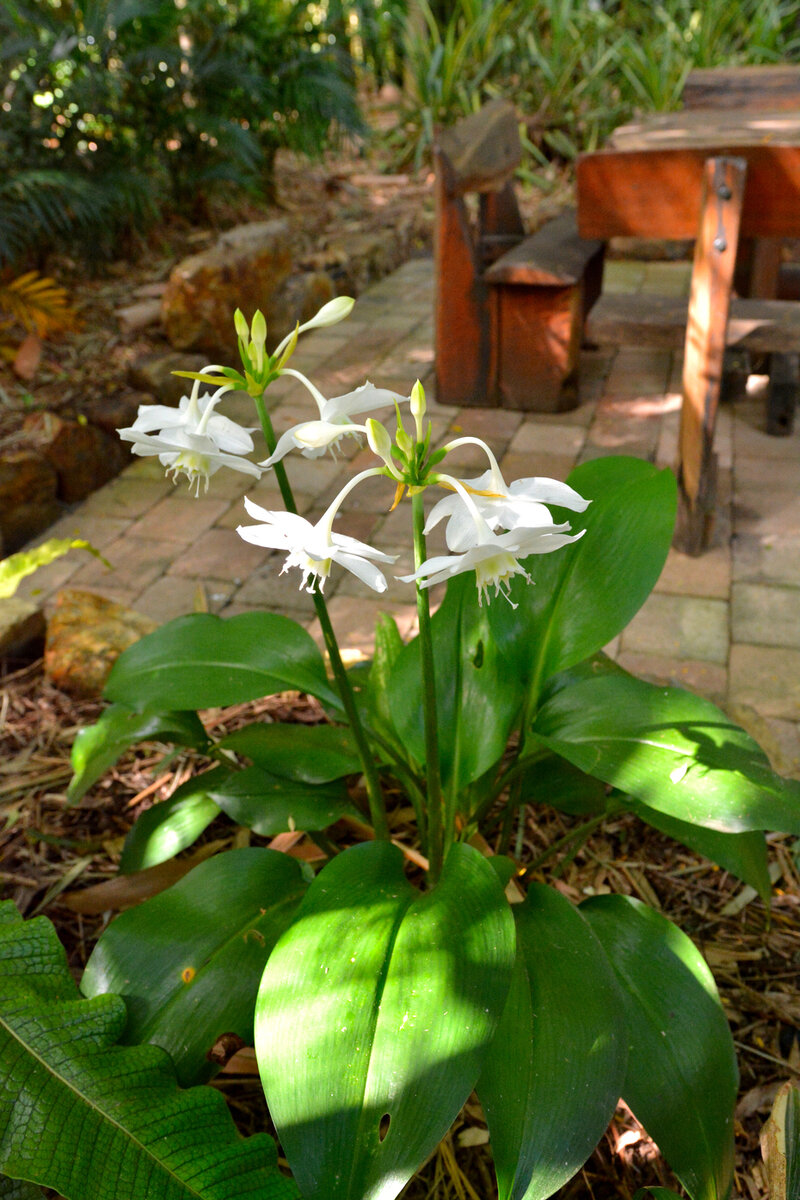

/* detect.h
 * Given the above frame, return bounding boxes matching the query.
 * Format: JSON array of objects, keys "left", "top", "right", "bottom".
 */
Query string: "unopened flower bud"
[
  {"left": 410, "top": 380, "right": 426, "bottom": 438},
  {"left": 234, "top": 309, "right": 249, "bottom": 341},
  {"left": 366, "top": 417, "right": 394, "bottom": 465}
]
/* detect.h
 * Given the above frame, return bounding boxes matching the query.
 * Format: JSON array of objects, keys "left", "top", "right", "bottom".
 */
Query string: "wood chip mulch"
[{"left": 1, "top": 655, "right": 798, "bottom": 1200}]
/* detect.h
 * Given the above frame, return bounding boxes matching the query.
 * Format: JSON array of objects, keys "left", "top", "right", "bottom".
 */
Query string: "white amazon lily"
[
  {"left": 426, "top": 437, "right": 589, "bottom": 552},
  {"left": 401, "top": 474, "right": 584, "bottom": 605},
  {"left": 261, "top": 380, "right": 407, "bottom": 466},
  {"left": 237, "top": 469, "right": 397, "bottom": 593},
  {"left": 118, "top": 374, "right": 261, "bottom": 495}
]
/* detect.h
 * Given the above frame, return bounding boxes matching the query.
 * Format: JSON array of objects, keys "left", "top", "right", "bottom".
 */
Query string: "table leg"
[{"left": 674, "top": 156, "right": 747, "bottom": 555}]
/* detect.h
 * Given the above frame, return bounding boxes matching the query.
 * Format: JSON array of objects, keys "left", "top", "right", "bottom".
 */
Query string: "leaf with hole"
[
  {"left": 255, "top": 841, "right": 515, "bottom": 1200},
  {"left": 478, "top": 882, "right": 627, "bottom": 1200}
]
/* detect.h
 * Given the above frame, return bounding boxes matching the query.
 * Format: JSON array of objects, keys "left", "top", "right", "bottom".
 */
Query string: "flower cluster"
[{"left": 118, "top": 303, "right": 588, "bottom": 604}]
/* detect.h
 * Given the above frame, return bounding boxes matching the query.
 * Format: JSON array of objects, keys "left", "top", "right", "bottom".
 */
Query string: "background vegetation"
[{"left": 2, "top": 0, "right": 800, "bottom": 268}]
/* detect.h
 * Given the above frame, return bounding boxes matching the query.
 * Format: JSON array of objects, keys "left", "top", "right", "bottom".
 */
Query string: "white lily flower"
[
  {"left": 261, "top": 379, "right": 407, "bottom": 467},
  {"left": 264, "top": 419, "right": 368, "bottom": 465},
  {"left": 401, "top": 474, "right": 584, "bottom": 605},
  {"left": 427, "top": 437, "right": 589, "bottom": 552},
  {"left": 119, "top": 374, "right": 261, "bottom": 495},
  {"left": 237, "top": 469, "right": 397, "bottom": 593}
]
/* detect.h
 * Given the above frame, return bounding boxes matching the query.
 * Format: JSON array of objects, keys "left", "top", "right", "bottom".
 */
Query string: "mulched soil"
[{"left": 2, "top": 652, "right": 798, "bottom": 1200}]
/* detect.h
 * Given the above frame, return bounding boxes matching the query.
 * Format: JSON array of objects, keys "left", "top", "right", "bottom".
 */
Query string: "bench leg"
[
  {"left": 674, "top": 156, "right": 747, "bottom": 556},
  {"left": 767, "top": 352, "right": 798, "bottom": 435}
]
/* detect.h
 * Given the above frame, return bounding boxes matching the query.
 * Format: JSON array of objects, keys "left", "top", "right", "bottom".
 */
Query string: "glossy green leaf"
[
  {"left": 389, "top": 572, "right": 524, "bottom": 799},
  {"left": 255, "top": 841, "right": 516, "bottom": 1200},
  {"left": 582, "top": 895, "right": 738, "bottom": 1200},
  {"left": 531, "top": 669, "right": 800, "bottom": 835},
  {"left": 68, "top": 704, "right": 209, "bottom": 804},
  {"left": 82, "top": 849, "right": 306, "bottom": 1085},
  {"left": 627, "top": 798, "right": 771, "bottom": 900},
  {"left": 219, "top": 723, "right": 360, "bottom": 783},
  {"left": 207, "top": 765, "right": 360, "bottom": 834},
  {"left": 517, "top": 753, "right": 609, "bottom": 817},
  {"left": 488, "top": 457, "right": 676, "bottom": 697},
  {"left": 0, "top": 901, "right": 296, "bottom": 1200},
  {"left": 104, "top": 612, "right": 339, "bottom": 711},
  {"left": 120, "top": 771, "right": 223, "bottom": 873},
  {"left": 478, "top": 883, "right": 627, "bottom": 1200}
]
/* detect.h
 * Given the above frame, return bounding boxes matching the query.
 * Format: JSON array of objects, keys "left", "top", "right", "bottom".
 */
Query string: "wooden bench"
[{"left": 434, "top": 99, "right": 604, "bottom": 411}]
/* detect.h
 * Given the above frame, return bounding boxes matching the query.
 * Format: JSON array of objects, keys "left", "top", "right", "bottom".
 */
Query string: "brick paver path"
[{"left": 17, "top": 257, "right": 800, "bottom": 771}]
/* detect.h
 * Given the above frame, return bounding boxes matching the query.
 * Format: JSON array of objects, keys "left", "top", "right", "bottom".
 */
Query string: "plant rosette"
[{"left": 3, "top": 298, "right": 800, "bottom": 1200}]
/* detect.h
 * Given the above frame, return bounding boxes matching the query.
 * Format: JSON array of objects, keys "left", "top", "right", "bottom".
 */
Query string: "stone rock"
[
  {"left": 0, "top": 597, "right": 45, "bottom": 659},
  {"left": 44, "top": 589, "right": 157, "bottom": 698},
  {"left": 275, "top": 270, "right": 335, "bottom": 329},
  {"left": 22, "top": 412, "right": 126, "bottom": 504},
  {"left": 0, "top": 450, "right": 60, "bottom": 553},
  {"left": 115, "top": 298, "right": 163, "bottom": 334},
  {"left": 127, "top": 351, "right": 209, "bottom": 406},
  {"left": 81, "top": 390, "right": 148, "bottom": 437},
  {"left": 161, "top": 219, "right": 293, "bottom": 355}
]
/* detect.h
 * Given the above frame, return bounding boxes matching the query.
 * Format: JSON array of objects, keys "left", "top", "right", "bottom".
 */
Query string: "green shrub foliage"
[{"left": 0, "top": 0, "right": 364, "bottom": 265}]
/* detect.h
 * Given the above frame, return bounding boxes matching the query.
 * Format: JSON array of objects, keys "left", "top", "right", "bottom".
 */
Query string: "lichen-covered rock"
[
  {"left": 0, "top": 450, "right": 60, "bottom": 553},
  {"left": 22, "top": 412, "right": 126, "bottom": 504},
  {"left": 44, "top": 589, "right": 157, "bottom": 698},
  {"left": 161, "top": 219, "right": 294, "bottom": 355}
]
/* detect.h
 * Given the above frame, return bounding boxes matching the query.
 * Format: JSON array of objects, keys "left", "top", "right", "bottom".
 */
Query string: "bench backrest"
[{"left": 434, "top": 98, "right": 521, "bottom": 196}]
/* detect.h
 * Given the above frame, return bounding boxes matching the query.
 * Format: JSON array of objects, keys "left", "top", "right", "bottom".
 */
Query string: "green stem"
[
  {"left": 522, "top": 813, "right": 608, "bottom": 880},
  {"left": 252, "top": 391, "right": 389, "bottom": 841},
  {"left": 411, "top": 491, "right": 445, "bottom": 883}
]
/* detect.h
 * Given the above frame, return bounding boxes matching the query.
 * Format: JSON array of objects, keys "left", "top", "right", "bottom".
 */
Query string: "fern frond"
[
  {"left": 0, "top": 271, "right": 79, "bottom": 336},
  {"left": 0, "top": 901, "right": 297, "bottom": 1200}
]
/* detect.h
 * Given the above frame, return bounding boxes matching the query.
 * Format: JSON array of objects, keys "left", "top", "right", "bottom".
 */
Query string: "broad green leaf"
[
  {"left": 389, "top": 572, "right": 524, "bottom": 801},
  {"left": 206, "top": 765, "right": 360, "bottom": 834},
  {"left": 104, "top": 612, "right": 339, "bottom": 710},
  {"left": 120, "top": 771, "right": 223, "bottom": 873},
  {"left": 478, "top": 883, "right": 627, "bottom": 1200},
  {"left": 219, "top": 722, "right": 360, "bottom": 782},
  {"left": 517, "top": 753, "right": 609, "bottom": 816},
  {"left": 363, "top": 612, "right": 406, "bottom": 741},
  {"left": 627, "top": 798, "right": 771, "bottom": 900},
  {"left": 255, "top": 841, "right": 516, "bottom": 1200},
  {"left": 488, "top": 457, "right": 677, "bottom": 700},
  {"left": 82, "top": 849, "right": 306, "bottom": 1085},
  {"left": 761, "top": 1081, "right": 800, "bottom": 1200},
  {"left": 633, "top": 1191, "right": 684, "bottom": 1200},
  {"left": 531, "top": 669, "right": 800, "bottom": 835},
  {"left": 68, "top": 703, "right": 209, "bottom": 804},
  {"left": 0, "top": 536, "right": 108, "bottom": 600},
  {"left": 582, "top": 895, "right": 738, "bottom": 1200},
  {"left": 0, "top": 901, "right": 296, "bottom": 1200}
]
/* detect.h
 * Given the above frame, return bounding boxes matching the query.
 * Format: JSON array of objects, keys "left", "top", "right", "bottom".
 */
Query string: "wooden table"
[{"left": 576, "top": 108, "right": 800, "bottom": 552}]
